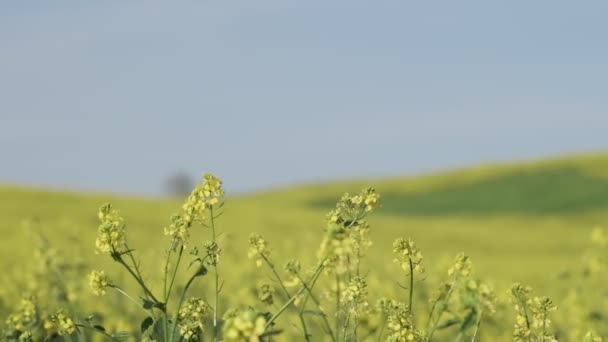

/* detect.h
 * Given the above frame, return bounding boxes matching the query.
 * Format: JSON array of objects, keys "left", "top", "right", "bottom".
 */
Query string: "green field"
[{"left": 2, "top": 153, "right": 608, "bottom": 340}]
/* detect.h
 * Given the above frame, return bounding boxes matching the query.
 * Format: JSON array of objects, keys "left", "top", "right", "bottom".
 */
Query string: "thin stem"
[
  {"left": 110, "top": 286, "right": 148, "bottom": 314},
  {"left": 296, "top": 274, "right": 336, "bottom": 341},
  {"left": 114, "top": 254, "right": 163, "bottom": 309},
  {"left": 408, "top": 257, "right": 414, "bottom": 314},
  {"left": 163, "top": 249, "right": 172, "bottom": 300},
  {"left": 427, "top": 280, "right": 457, "bottom": 341},
  {"left": 335, "top": 272, "right": 341, "bottom": 342},
  {"left": 170, "top": 271, "right": 199, "bottom": 339},
  {"left": 264, "top": 292, "right": 299, "bottom": 330},
  {"left": 264, "top": 263, "right": 325, "bottom": 331},
  {"left": 261, "top": 254, "right": 310, "bottom": 341},
  {"left": 470, "top": 310, "right": 483, "bottom": 342},
  {"left": 210, "top": 206, "right": 220, "bottom": 342},
  {"left": 166, "top": 245, "right": 184, "bottom": 302}
]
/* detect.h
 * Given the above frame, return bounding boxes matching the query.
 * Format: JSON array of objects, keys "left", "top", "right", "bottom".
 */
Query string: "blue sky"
[{"left": 1, "top": 1, "right": 607, "bottom": 195}]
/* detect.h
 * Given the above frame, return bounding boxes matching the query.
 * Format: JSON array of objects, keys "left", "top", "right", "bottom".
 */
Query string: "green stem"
[
  {"left": 408, "top": 257, "right": 414, "bottom": 314},
  {"left": 264, "top": 263, "right": 325, "bottom": 331},
  {"left": 296, "top": 274, "right": 336, "bottom": 342},
  {"left": 166, "top": 245, "right": 184, "bottom": 302},
  {"left": 170, "top": 271, "right": 199, "bottom": 339},
  {"left": 210, "top": 206, "right": 220, "bottom": 342},
  {"left": 335, "top": 272, "right": 341, "bottom": 342},
  {"left": 110, "top": 286, "right": 149, "bottom": 314},
  {"left": 427, "top": 280, "right": 457, "bottom": 341},
  {"left": 115, "top": 254, "right": 163, "bottom": 309},
  {"left": 470, "top": 310, "right": 483, "bottom": 342},
  {"left": 261, "top": 254, "right": 310, "bottom": 341}
]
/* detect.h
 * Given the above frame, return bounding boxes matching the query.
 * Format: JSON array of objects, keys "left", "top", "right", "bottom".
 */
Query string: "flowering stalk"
[{"left": 210, "top": 206, "right": 220, "bottom": 341}]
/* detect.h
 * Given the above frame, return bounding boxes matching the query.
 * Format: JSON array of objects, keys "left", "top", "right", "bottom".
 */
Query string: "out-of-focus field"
[{"left": 2, "top": 153, "right": 608, "bottom": 340}]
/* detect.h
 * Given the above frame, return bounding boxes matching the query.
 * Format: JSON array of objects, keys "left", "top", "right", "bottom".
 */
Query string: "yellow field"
[{"left": 2, "top": 153, "right": 608, "bottom": 341}]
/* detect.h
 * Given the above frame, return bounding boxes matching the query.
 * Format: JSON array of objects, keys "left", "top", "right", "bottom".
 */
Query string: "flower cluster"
[
  {"left": 342, "top": 276, "right": 369, "bottom": 317},
  {"left": 384, "top": 301, "right": 424, "bottom": 342},
  {"left": 248, "top": 233, "right": 270, "bottom": 268},
  {"left": 203, "top": 240, "right": 221, "bottom": 266},
  {"left": 95, "top": 203, "right": 126, "bottom": 254},
  {"left": 222, "top": 309, "right": 267, "bottom": 341},
  {"left": 283, "top": 259, "right": 302, "bottom": 287},
  {"left": 510, "top": 283, "right": 557, "bottom": 342},
  {"left": 318, "top": 188, "right": 380, "bottom": 273},
  {"left": 178, "top": 297, "right": 211, "bottom": 341},
  {"left": 182, "top": 173, "right": 224, "bottom": 225},
  {"left": 17, "top": 331, "right": 33, "bottom": 342},
  {"left": 164, "top": 214, "right": 190, "bottom": 247},
  {"left": 448, "top": 253, "right": 472, "bottom": 277},
  {"left": 257, "top": 283, "right": 275, "bottom": 306},
  {"left": 5, "top": 296, "right": 38, "bottom": 334},
  {"left": 88, "top": 270, "right": 111, "bottom": 296},
  {"left": 465, "top": 279, "right": 497, "bottom": 314},
  {"left": 392, "top": 238, "right": 425, "bottom": 274},
  {"left": 48, "top": 309, "right": 76, "bottom": 336}
]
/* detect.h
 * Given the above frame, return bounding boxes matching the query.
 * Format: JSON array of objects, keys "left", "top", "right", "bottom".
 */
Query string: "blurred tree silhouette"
[{"left": 164, "top": 171, "right": 194, "bottom": 197}]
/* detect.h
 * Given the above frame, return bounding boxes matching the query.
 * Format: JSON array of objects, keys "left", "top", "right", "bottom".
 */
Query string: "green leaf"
[
  {"left": 194, "top": 265, "right": 208, "bottom": 277},
  {"left": 93, "top": 325, "right": 106, "bottom": 332},
  {"left": 142, "top": 298, "right": 165, "bottom": 311},
  {"left": 112, "top": 331, "right": 131, "bottom": 341},
  {"left": 141, "top": 316, "right": 154, "bottom": 334},
  {"left": 436, "top": 317, "right": 461, "bottom": 330},
  {"left": 142, "top": 298, "right": 156, "bottom": 310},
  {"left": 459, "top": 310, "right": 478, "bottom": 332}
]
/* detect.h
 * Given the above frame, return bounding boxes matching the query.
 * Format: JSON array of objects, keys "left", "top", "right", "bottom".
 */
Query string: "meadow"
[{"left": 1, "top": 153, "right": 608, "bottom": 341}]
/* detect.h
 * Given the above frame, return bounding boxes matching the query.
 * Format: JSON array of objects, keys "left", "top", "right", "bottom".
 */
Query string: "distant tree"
[{"left": 164, "top": 171, "right": 194, "bottom": 198}]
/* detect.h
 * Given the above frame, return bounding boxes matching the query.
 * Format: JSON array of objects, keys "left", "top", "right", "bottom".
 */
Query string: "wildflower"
[
  {"left": 88, "top": 270, "right": 111, "bottom": 296},
  {"left": 393, "top": 238, "right": 424, "bottom": 274},
  {"left": 222, "top": 309, "right": 267, "bottom": 341},
  {"left": 164, "top": 214, "right": 190, "bottom": 247},
  {"left": 342, "top": 277, "right": 367, "bottom": 304},
  {"left": 510, "top": 283, "right": 557, "bottom": 342},
  {"left": 177, "top": 297, "right": 211, "bottom": 341},
  {"left": 283, "top": 259, "right": 302, "bottom": 287},
  {"left": 182, "top": 173, "right": 224, "bottom": 224},
  {"left": 49, "top": 309, "right": 76, "bottom": 336},
  {"left": 317, "top": 188, "right": 379, "bottom": 274},
  {"left": 203, "top": 240, "right": 221, "bottom": 266},
  {"left": 257, "top": 283, "right": 275, "bottom": 306},
  {"left": 5, "top": 296, "right": 37, "bottom": 333},
  {"left": 342, "top": 276, "right": 369, "bottom": 317},
  {"left": 385, "top": 301, "right": 424, "bottom": 342},
  {"left": 95, "top": 203, "right": 126, "bottom": 254},
  {"left": 248, "top": 233, "right": 270, "bottom": 267},
  {"left": 18, "top": 331, "right": 33, "bottom": 342},
  {"left": 362, "top": 187, "right": 380, "bottom": 212},
  {"left": 448, "top": 253, "right": 472, "bottom": 277}
]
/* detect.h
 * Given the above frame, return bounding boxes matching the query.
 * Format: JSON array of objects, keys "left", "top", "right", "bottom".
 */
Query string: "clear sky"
[{"left": 1, "top": 1, "right": 607, "bottom": 196}]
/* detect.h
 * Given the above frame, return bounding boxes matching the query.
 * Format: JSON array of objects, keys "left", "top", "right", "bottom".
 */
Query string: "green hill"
[{"left": 2, "top": 153, "right": 608, "bottom": 299}]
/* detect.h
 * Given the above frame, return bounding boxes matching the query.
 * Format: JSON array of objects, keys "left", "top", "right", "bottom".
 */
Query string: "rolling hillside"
[{"left": 2, "top": 153, "right": 608, "bottom": 299}]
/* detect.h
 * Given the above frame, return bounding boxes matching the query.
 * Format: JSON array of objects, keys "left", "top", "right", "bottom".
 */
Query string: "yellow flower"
[
  {"left": 222, "top": 309, "right": 267, "bottom": 341},
  {"left": 49, "top": 309, "right": 76, "bottom": 336},
  {"left": 95, "top": 203, "right": 126, "bottom": 254},
  {"left": 88, "top": 270, "right": 111, "bottom": 296},
  {"left": 177, "top": 297, "right": 211, "bottom": 341},
  {"left": 248, "top": 233, "right": 270, "bottom": 268}
]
